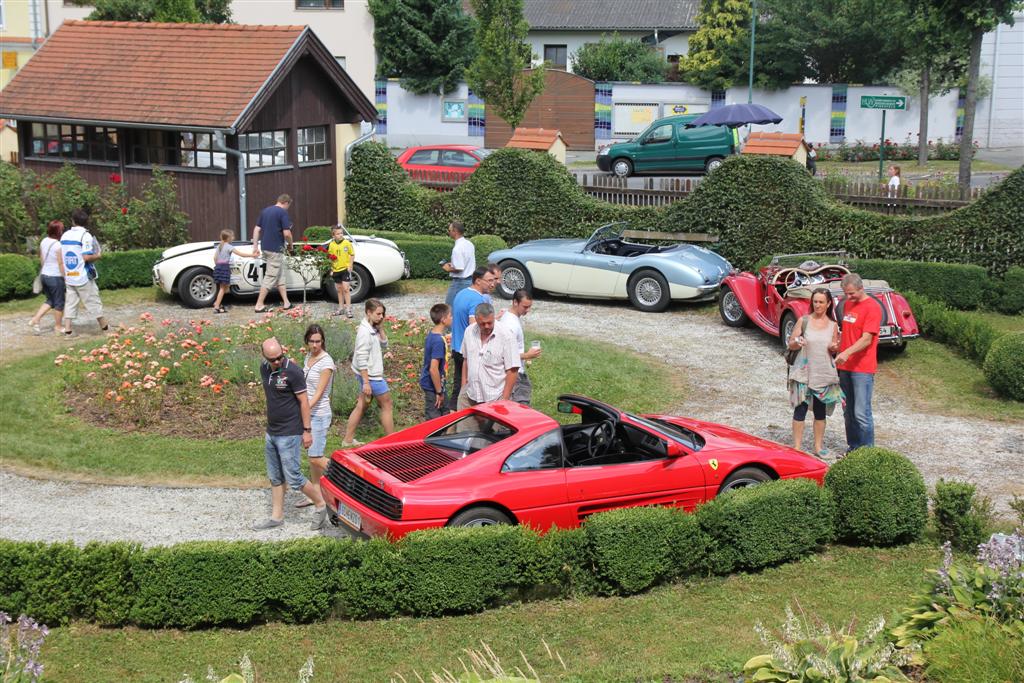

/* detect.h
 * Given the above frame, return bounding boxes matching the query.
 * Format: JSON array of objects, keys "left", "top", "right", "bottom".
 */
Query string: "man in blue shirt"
[
  {"left": 252, "top": 194, "right": 294, "bottom": 313},
  {"left": 448, "top": 266, "right": 498, "bottom": 411}
]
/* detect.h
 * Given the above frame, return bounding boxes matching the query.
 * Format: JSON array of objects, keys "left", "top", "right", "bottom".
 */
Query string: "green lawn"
[
  {"left": 39, "top": 543, "right": 939, "bottom": 682},
  {"left": 817, "top": 159, "right": 1014, "bottom": 175},
  {"left": 965, "top": 309, "right": 1024, "bottom": 335},
  {"left": 0, "top": 332, "right": 679, "bottom": 486},
  {"left": 0, "top": 286, "right": 174, "bottom": 316}
]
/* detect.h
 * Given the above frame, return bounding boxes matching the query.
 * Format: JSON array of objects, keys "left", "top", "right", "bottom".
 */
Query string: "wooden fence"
[{"left": 407, "top": 169, "right": 985, "bottom": 215}]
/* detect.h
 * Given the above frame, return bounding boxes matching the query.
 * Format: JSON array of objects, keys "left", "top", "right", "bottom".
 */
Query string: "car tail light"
[{"left": 902, "top": 310, "right": 911, "bottom": 318}]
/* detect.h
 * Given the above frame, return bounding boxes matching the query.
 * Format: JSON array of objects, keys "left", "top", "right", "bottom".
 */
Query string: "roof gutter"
[
  {"left": 213, "top": 132, "right": 248, "bottom": 241},
  {"left": 344, "top": 124, "right": 377, "bottom": 177}
]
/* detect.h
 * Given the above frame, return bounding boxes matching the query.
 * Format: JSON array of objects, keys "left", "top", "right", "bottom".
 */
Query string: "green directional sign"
[{"left": 860, "top": 95, "right": 907, "bottom": 110}]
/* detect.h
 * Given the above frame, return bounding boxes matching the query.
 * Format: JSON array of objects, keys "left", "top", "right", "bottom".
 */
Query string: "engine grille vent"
[
  {"left": 325, "top": 461, "right": 403, "bottom": 520},
  {"left": 358, "top": 443, "right": 459, "bottom": 483}
]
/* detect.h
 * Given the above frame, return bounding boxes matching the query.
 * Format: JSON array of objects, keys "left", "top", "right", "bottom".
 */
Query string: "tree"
[
  {"left": 570, "top": 34, "right": 666, "bottom": 83},
  {"left": 464, "top": 0, "right": 545, "bottom": 129},
  {"left": 88, "top": 0, "right": 231, "bottom": 23},
  {"left": 368, "top": 0, "right": 475, "bottom": 95},
  {"left": 914, "top": 0, "right": 1019, "bottom": 191},
  {"left": 678, "top": 0, "right": 751, "bottom": 90}
]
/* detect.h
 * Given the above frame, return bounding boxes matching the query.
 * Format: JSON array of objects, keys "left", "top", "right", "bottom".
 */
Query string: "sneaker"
[
  {"left": 311, "top": 507, "right": 328, "bottom": 530},
  {"left": 816, "top": 448, "right": 831, "bottom": 458},
  {"left": 252, "top": 518, "right": 284, "bottom": 530},
  {"left": 341, "top": 439, "right": 364, "bottom": 448},
  {"left": 331, "top": 310, "right": 345, "bottom": 317},
  {"left": 29, "top": 322, "right": 41, "bottom": 335},
  {"left": 62, "top": 329, "right": 75, "bottom": 337},
  {"left": 346, "top": 308, "right": 354, "bottom": 319}
]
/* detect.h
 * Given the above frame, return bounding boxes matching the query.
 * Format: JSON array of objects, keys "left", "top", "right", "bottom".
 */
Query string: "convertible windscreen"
[
  {"left": 627, "top": 414, "right": 706, "bottom": 451},
  {"left": 425, "top": 414, "right": 517, "bottom": 459}
]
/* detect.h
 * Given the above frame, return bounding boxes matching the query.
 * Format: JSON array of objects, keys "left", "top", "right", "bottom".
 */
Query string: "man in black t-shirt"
[
  {"left": 252, "top": 194, "right": 294, "bottom": 313},
  {"left": 253, "top": 337, "right": 328, "bottom": 531}
]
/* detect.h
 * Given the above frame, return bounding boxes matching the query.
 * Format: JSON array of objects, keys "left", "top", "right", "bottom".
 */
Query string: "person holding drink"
[{"left": 499, "top": 289, "right": 541, "bottom": 405}]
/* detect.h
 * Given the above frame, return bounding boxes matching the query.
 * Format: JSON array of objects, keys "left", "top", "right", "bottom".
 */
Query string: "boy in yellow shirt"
[{"left": 327, "top": 224, "right": 355, "bottom": 317}]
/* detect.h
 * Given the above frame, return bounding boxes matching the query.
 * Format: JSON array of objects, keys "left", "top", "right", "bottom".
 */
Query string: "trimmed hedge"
[
  {"left": 995, "top": 266, "right": 1024, "bottom": 315},
  {"left": 825, "top": 447, "right": 928, "bottom": 546},
  {"left": 0, "top": 456, "right": 925, "bottom": 628},
  {"left": 983, "top": 333, "right": 1024, "bottom": 401},
  {"left": 695, "top": 478, "right": 834, "bottom": 573},
  {"left": 0, "top": 248, "right": 161, "bottom": 301},
  {"left": 904, "top": 292, "right": 1004, "bottom": 364},
  {"left": 0, "top": 253, "right": 37, "bottom": 299},
  {"left": 852, "top": 259, "right": 991, "bottom": 310},
  {"left": 661, "top": 155, "right": 1024, "bottom": 274}
]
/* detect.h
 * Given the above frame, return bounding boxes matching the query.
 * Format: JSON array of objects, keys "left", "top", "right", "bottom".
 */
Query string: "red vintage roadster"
[
  {"left": 718, "top": 252, "right": 919, "bottom": 351},
  {"left": 320, "top": 394, "right": 828, "bottom": 539}
]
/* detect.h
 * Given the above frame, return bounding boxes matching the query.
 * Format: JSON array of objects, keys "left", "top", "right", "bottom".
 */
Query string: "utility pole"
[{"left": 747, "top": 0, "right": 757, "bottom": 103}]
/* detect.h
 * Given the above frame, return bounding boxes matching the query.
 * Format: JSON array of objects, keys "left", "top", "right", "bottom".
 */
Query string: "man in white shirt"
[
  {"left": 442, "top": 221, "right": 476, "bottom": 307},
  {"left": 459, "top": 302, "right": 520, "bottom": 416},
  {"left": 499, "top": 289, "right": 542, "bottom": 405},
  {"left": 61, "top": 208, "right": 108, "bottom": 336}
]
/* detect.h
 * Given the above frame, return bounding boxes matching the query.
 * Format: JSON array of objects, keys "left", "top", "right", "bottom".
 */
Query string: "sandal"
[
  {"left": 254, "top": 307, "right": 270, "bottom": 314},
  {"left": 213, "top": 307, "right": 227, "bottom": 314},
  {"left": 280, "top": 304, "right": 294, "bottom": 311},
  {"left": 294, "top": 499, "right": 314, "bottom": 509},
  {"left": 331, "top": 310, "right": 345, "bottom": 316}
]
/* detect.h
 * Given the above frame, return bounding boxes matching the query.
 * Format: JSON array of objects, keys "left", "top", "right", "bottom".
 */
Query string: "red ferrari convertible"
[
  {"left": 320, "top": 395, "right": 828, "bottom": 539},
  {"left": 719, "top": 252, "right": 919, "bottom": 351}
]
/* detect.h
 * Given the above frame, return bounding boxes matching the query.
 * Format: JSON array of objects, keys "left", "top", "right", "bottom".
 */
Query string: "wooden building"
[
  {"left": 506, "top": 128, "right": 568, "bottom": 164},
  {"left": 0, "top": 20, "right": 377, "bottom": 241},
  {"left": 742, "top": 132, "right": 810, "bottom": 166}
]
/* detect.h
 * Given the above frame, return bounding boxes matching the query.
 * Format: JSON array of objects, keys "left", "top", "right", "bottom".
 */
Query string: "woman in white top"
[
  {"left": 343, "top": 298, "right": 394, "bottom": 446},
  {"left": 887, "top": 165, "right": 901, "bottom": 195},
  {"left": 29, "top": 220, "right": 66, "bottom": 335},
  {"left": 297, "top": 323, "right": 335, "bottom": 508}
]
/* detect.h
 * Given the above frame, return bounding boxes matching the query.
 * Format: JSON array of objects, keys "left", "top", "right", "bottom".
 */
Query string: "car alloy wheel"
[
  {"left": 612, "top": 159, "right": 633, "bottom": 178},
  {"left": 720, "top": 466, "right": 773, "bottom": 493},
  {"left": 780, "top": 312, "right": 797, "bottom": 351},
  {"left": 503, "top": 267, "right": 526, "bottom": 292},
  {"left": 190, "top": 274, "right": 215, "bottom": 302},
  {"left": 719, "top": 288, "right": 748, "bottom": 326},
  {"left": 635, "top": 277, "right": 663, "bottom": 306},
  {"left": 178, "top": 267, "right": 217, "bottom": 308}
]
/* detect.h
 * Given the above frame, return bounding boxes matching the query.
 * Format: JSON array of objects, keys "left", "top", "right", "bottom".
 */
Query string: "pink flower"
[{"left": 109, "top": 173, "right": 122, "bottom": 184}]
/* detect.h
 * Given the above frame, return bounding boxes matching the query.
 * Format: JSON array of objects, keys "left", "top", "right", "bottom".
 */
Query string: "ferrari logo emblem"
[{"left": 709, "top": 459, "right": 719, "bottom": 471}]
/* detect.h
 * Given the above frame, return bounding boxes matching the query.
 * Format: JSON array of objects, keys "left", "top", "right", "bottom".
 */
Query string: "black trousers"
[{"left": 448, "top": 351, "right": 464, "bottom": 412}]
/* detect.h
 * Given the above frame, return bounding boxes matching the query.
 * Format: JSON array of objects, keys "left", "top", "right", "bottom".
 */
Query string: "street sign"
[{"left": 860, "top": 96, "right": 907, "bottom": 110}]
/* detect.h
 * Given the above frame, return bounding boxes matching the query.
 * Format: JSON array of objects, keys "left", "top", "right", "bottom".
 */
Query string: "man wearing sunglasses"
[{"left": 254, "top": 337, "right": 328, "bottom": 531}]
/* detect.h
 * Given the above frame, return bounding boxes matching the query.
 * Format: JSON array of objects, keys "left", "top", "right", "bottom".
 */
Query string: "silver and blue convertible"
[{"left": 488, "top": 223, "right": 732, "bottom": 312}]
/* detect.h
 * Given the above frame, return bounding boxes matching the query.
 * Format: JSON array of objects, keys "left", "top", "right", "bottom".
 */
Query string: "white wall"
[
  {"left": 43, "top": 0, "right": 378, "bottom": 101},
  {"left": 383, "top": 81, "right": 478, "bottom": 148},
  {"left": 976, "top": 12, "right": 1024, "bottom": 149},
  {"left": 528, "top": 30, "right": 690, "bottom": 72}
]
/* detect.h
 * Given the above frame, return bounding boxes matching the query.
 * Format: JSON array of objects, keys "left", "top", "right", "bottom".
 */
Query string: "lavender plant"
[
  {"left": 1, "top": 613, "right": 49, "bottom": 683},
  {"left": 176, "top": 653, "right": 315, "bottom": 683},
  {"left": 742, "top": 604, "right": 916, "bottom": 682},
  {"left": 890, "top": 531, "right": 1024, "bottom": 648}
]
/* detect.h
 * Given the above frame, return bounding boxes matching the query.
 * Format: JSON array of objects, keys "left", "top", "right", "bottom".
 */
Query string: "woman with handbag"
[
  {"left": 786, "top": 287, "right": 844, "bottom": 457},
  {"left": 28, "top": 220, "right": 66, "bottom": 335}
]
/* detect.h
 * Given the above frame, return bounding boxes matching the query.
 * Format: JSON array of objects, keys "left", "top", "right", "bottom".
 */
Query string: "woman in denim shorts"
[
  {"left": 296, "top": 324, "right": 335, "bottom": 507},
  {"left": 29, "top": 220, "right": 66, "bottom": 335}
]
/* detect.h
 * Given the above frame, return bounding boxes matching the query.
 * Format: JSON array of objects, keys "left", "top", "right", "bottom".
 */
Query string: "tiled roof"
[
  {"left": 742, "top": 132, "right": 808, "bottom": 157},
  {"left": 0, "top": 21, "right": 376, "bottom": 129},
  {"left": 506, "top": 127, "right": 564, "bottom": 150},
  {"left": 523, "top": 0, "right": 698, "bottom": 30}
]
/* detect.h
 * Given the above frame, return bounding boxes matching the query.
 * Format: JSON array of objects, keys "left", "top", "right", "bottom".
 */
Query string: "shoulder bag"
[
  {"left": 784, "top": 316, "right": 809, "bottom": 366},
  {"left": 32, "top": 241, "right": 57, "bottom": 295}
]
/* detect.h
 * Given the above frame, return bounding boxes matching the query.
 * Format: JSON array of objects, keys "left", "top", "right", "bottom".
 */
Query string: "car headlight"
[{"left": 598, "top": 146, "right": 610, "bottom": 156}]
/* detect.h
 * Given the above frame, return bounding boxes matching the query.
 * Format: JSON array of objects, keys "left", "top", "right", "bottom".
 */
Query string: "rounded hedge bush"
[
  {"left": 995, "top": 266, "right": 1024, "bottom": 314},
  {"left": 824, "top": 447, "right": 928, "bottom": 546},
  {"left": 984, "top": 333, "right": 1024, "bottom": 401},
  {"left": 0, "top": 253, "right": 38, "bottom": 300}
]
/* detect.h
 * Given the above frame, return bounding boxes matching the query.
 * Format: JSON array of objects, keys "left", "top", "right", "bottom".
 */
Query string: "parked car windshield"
[{"left": 587, "top": 223, "right": 626, "bottom": 245}]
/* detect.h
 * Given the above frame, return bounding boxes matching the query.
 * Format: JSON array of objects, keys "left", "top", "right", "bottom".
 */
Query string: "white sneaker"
[{"left": 29, "top": 322, "right": 41, "bottom": 335}]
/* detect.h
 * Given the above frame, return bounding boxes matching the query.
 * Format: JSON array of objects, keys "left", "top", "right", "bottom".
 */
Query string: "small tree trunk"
[
  {"left": 917, "top": 64, "right": 930, "bottom": 167},
  {"left": 958, "top": 28, "right": 983, "bottom": 194}
]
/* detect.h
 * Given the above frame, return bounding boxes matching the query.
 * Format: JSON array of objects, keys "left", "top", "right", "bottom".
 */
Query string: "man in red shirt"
[{"left": 834, "top": 273, "right": 881, "bottom": 452}]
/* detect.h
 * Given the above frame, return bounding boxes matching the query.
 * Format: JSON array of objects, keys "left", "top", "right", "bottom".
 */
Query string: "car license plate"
[
  {"left": 880, "top": 325, "right": 893, "bottom": 336},
  {"left": 337, "top": 501, "right": 362, "bottom": 531}
]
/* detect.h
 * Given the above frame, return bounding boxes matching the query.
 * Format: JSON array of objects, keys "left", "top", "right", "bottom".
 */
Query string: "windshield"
[
  {"left": 587, "top": 223, "right": 627, "bottom": 245},
  {"left": 475, "top": 148, "right": 494, "bottom": 158},
  {"left": 625, "top": 413, "right": 705, "bottom": 451}
]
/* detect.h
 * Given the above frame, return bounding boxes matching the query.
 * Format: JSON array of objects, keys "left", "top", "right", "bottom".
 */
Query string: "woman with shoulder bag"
[
  {"left": 28, "top": 220, "right": 66, "bottom": 335},
  {"left": 787, "top": 287, "right": 845, "bottom": 457}
]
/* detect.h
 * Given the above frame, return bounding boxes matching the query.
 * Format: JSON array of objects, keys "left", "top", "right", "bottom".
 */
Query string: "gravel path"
[{"left": 1, "top": 292, "right": 1021, "bottom": 546}]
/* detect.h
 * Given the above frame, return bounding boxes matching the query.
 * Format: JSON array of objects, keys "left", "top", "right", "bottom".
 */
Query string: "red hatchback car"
[
  {"left": 395, "top": 144, "right": 490, "bottom": 179},
  {"left": 320, "top": 394, "right": 828, "bottom": 539},
  {"left": 719, "top": 252, "right": 920, "bottom": 352}
]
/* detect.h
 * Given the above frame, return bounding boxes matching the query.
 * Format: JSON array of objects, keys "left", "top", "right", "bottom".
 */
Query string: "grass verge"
[
  {"left": 38, "top": 543, "right": 939, "bottom": 682},
  {"left": 818, "top": 159, "right": 1014, "bottom": 174},
  {"left": 0, "top": 286, "right": 173, "bottom": 316},
  {"left": 0, "top": 332, "right": 679, "bottom": 486}
]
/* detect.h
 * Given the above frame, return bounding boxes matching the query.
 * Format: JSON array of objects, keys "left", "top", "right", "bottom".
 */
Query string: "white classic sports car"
[{"left": 152, "top": 230, "right": 410, "bottom": 308}]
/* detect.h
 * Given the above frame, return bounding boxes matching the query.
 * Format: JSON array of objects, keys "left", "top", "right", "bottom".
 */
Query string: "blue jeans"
[
  {"left": 839, "top": 370, "right": 875, "bottom": 451},
  {"left": 307, "top": 413, "right": 332, "bottom": 458},
  {"left": 264, "top": 433, "right": 306, "bottom": 490},
  {"left": 445, "top": 277, "right": 471, "bottom": 307}
]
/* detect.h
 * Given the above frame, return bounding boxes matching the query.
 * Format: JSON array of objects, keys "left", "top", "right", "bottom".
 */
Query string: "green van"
[{"left": 596, "top": 114, "right": 736, "bottom": 177}]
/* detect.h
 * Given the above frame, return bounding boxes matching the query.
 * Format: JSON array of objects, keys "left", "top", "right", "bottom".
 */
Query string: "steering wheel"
[
  {"left": 586, "top": 420, "right": 615, "bottom": 459},
  {"left": 779, "top": 268, "right": 812, "bottom": 288}
]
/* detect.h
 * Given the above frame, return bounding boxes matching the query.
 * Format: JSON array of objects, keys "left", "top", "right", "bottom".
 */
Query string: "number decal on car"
[{"left": 244, "top": 261, "right": 266, "bottom": 286}]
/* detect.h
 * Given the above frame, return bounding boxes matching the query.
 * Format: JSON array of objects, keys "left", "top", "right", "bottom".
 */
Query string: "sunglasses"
[{"left": 265, "top": 353, "right": 285, "bottom": 363}]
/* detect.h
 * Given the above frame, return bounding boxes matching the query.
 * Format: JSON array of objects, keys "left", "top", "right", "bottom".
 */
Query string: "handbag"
[
  {"left": 32, "top": 241, "right": 56, "bottom": 295},
  {"left": 784, "top": 315, "right": 809, "bottom": 366}
]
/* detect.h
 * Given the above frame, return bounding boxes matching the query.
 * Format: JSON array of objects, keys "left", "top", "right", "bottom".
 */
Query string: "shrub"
[
  {"left": 983, "top": 333, "right": 1024, "bottom": 401},
  {"left": 903, "top": 292, "right": 1002, "bottom": 364},
  {"left": 923, "top": 617, "right": 1024, "bottom": 683},
  {"left": 932, "top": 479, "right": 993, "bottom": 552},
  {"left": 0, "top": 161, "right": 32, "bottom": 252},
  {"left": 852, "top": 259, "right": 991, "bottom": 310},
  {"left": 662, "top": 156, "right": 1024, "bottom": 274},
  {"left": 825, "top": 447, "right": 927, "bottom": 546},
  {"left": 22, "top": 163, "right": 100, "bottom": 243},
  {"left": 995, "top": 266, "right": 1024, "bottom": 314},
  {"left": 0, "top": 541, "right": 84, "bottom": 625},
  {"left": 396, "top": 525, "right": 537, "bottom": 616},
  {"left": 526, "top": 526, "right": 600, "bottom": 598},
  {"left": 570, "top": 33, "right": 666, "bottom": 82},
  {"left": 696, "top": 478, "right": 834, "bottom": 573},
  {"left": 96, "top": 248, "right": 163, "bottom": 289},
  {"left": 0, "top": 253, "right": 38, "bottom": 300},
  {"left": 78, "top": 541, "right": 139, "bottom": 625},
  {"left": 583, "top": 506, "right": 712, "bottom": 594}
]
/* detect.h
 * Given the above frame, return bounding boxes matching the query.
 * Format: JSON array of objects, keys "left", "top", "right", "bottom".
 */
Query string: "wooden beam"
[{"left": 622, "top": 229, "right": 719, "bottom": 243}]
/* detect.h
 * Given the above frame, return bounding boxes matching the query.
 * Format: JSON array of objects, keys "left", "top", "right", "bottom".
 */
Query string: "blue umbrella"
[{"left": 686, "top": 103, "right": 783, "bottom": 128}]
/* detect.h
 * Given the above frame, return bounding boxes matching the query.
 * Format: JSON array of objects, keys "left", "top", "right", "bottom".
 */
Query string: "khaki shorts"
[
  {"left": 65, "top": 280, "right": 103, "bottom": 319},
  {"left": 263, "top": 250, "right": 286, "bottom": 288}
]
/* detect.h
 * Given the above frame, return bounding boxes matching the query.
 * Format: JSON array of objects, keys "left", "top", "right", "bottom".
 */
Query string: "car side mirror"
[
  {"left": 557, "top": 401, "right": 575, "bottom": 414},
  {"left": 665, "top": 442, "right": 686, "bottom": 458}
]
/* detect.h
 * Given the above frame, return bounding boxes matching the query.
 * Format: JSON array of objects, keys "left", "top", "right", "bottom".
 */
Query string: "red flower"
[
  {"left": 109, "top": 173, "right": 122, "bottom": 184},
  {"left": 328, "top": 254, "right": 337, "bottom": 260},
  {"left": 121, "top": 207, "right": 128, "bottom": 215},
  {"left": 302, "top": 244, "right": 313, "bottom": 252}
]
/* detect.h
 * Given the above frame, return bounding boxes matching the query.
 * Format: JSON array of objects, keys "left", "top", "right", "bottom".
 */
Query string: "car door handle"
[{"left": 608, "top": 260, "right": 619, "bottom": 266}]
